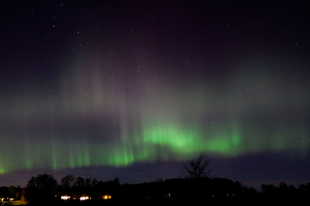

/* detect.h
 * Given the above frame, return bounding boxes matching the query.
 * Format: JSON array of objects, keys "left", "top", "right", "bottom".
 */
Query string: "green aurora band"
[
  {"left": 0, "top": 65, "right": 308, "bottom": 175},
  {"left": 0, "top": 117, "right": 308, "bottom": 174}
]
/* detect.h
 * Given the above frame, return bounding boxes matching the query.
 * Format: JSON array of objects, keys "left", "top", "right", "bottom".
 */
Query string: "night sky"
[{"left": 0, "top": 1, "right": 309, "bottom": 189}]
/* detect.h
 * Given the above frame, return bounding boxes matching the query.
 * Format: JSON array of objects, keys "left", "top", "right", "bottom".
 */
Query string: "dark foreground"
[{"left": 8, "top": 196, "right": 308, "bottom": 206}]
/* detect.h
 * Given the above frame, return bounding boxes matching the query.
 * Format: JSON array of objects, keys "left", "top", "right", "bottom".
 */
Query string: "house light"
[
  {"left": 61, "top": 196, "right": 71, "bottom": 200},
  {"left": 0, "top": 198, "right": 14, "bottom": 202},
  {"left": 80, "top": 196, "right": 89, "bottom": 201},
  {"left": 103, "top": 195, "right": 111, "bottom": 200}
]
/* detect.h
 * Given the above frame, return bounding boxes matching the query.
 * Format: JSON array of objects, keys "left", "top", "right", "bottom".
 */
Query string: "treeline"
[
  {"left": 261, "top": 182, "right": 310, "bottom": 197},
  {"left": 1, "top": 174, "right": 310, "bottom": 205},
  {"left": 1, "top": 174, "right": 259, "bottom": 204},
  {"left": 23, "top": 174, "right": 121, "bottom": 203}
]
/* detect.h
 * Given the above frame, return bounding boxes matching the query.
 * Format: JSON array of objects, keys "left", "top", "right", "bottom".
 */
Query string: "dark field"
[{"left": 6, "top": 196, "right": 308, "bottom": 206}]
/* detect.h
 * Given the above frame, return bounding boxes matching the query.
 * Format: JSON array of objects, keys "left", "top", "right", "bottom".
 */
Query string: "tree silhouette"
[
  {"left": 25, "top": 174, "right": 58, "bottom": 202},
  {"left": 26, "top": 174, "right": 58, "bottom": 190},
  {"left": 61, "top": 174, "right": 75, "bottom": 188},
  {"left": 73, "top": 176, "right": 85, "bottom": 188},
  {"left": 181, "top": 152, "right": 212, "bottom": 179}
]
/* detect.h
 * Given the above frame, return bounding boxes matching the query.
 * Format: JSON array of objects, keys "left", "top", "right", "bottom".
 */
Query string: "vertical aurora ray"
[
  {"left": 0, "top": 59, "right": 308, "bottom": 175},
  {"left": 0, "top": 111, "right": 308, "bottom": 173}
]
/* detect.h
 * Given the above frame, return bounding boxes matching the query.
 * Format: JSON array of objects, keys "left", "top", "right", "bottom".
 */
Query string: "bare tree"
[
  {"left": 73, "top": 176, "right": 85, "bottom": 188},
  {"left": 61, "top": 175, "right": 75, "bottom": 188},
  {"left": 181, "top": 152, "right": 213, "bottom": 179}
]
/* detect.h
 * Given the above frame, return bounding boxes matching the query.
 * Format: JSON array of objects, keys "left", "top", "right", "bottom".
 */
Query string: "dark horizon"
[{"left": 1, "top": 154, "right": 309, "bottom": 191}]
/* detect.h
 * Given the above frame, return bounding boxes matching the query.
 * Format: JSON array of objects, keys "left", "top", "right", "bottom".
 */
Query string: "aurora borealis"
[{"left": 0, "top": 1, "right": 309, "bottom": 188}]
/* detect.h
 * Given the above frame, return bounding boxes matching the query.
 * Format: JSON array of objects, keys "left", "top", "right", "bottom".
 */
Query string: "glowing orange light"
[
  {"left": 80, "top": 196, "right": 89, "bottom": 201},
  {"left": 103, "top": 195, "right": 111, "bottom": 200}
]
